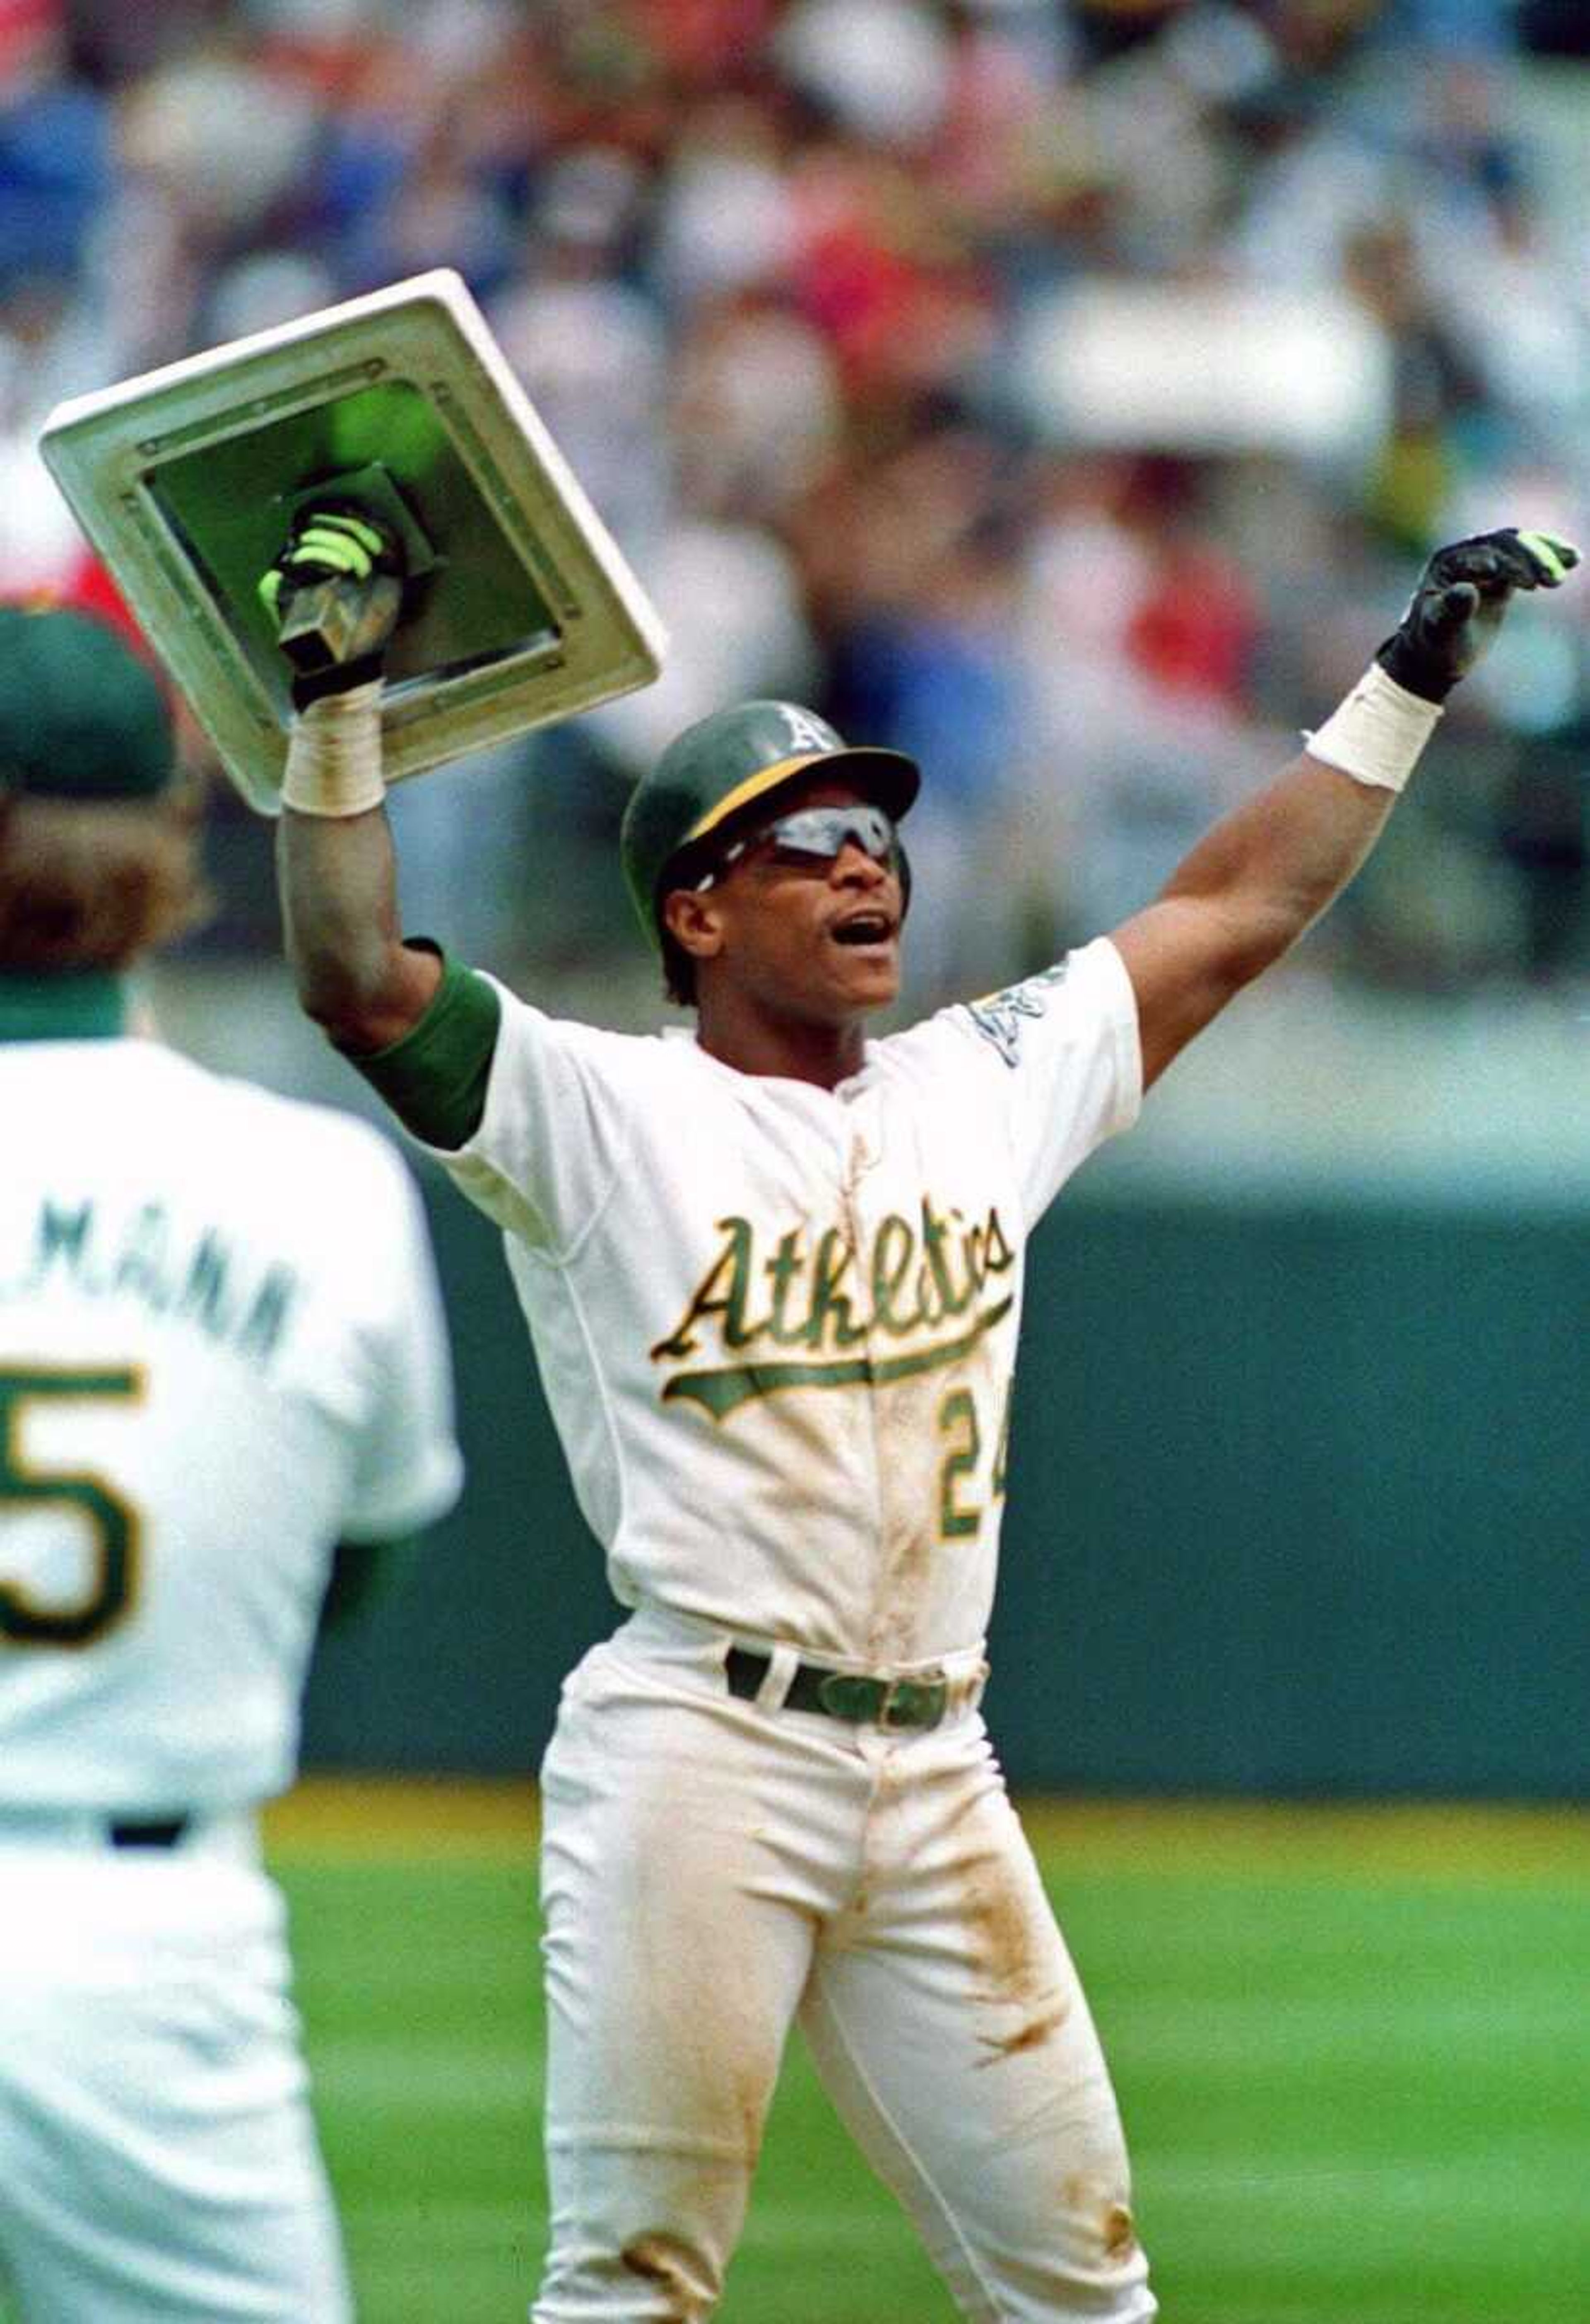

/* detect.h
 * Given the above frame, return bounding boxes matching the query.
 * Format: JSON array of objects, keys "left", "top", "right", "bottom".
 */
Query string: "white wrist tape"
[
  {"left": 1303, "top": 661, "right": 1442, "bottom": 795},
  {"left": 280, "top": 682, "right": 385, "bottom": 816}
]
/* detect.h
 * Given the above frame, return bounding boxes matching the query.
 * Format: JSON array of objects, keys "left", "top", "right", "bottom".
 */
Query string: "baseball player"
[
  {"left": 0, "top": 602, "right": 463, "bottom": 2322},
  {"left": 264, "top": 512, "right": 1576, "bottom": 2323}
]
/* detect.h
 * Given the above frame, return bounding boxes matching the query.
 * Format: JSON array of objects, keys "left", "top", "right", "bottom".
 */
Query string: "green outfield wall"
[{"left": 302, "top": 1169, "right": 1588, "bottom": 1801}]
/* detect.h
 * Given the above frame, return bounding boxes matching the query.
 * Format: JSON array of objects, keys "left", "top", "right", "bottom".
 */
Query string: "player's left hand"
[{"left": 1375, "top": 527, "right": 1580, "bottom": 704}]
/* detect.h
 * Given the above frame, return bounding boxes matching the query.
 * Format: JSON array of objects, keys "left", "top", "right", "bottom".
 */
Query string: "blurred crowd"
[{"left": 2, "top": 0, "right": 1586, "bottom": 1005}]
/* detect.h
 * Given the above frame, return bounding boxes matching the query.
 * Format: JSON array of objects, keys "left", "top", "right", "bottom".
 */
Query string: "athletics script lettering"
[{"left": 649, "top": 1197, "right": 1015, "bottom": 1422}]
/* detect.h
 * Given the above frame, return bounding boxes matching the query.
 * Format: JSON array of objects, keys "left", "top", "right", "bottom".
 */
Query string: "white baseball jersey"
[
  {"left": 432, "top": 937, "right": 1139, "bottom": 1666},
  {"left": 0, "top": 1032, "right": 463, "bottom": 1813}
]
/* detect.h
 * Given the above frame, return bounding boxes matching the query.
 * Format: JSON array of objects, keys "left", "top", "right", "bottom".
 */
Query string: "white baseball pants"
[
  {"left": 534, "top": 1609, "right": 1155, "bottom": 2323},
  {"left": 0, "top": 1813, "right": 350, "bottom": 2323}
]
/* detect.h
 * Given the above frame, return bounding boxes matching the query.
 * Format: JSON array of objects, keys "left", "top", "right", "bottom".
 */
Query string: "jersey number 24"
[{"left": 937, "top": 1381, "right": 1011, "bottom": 1540}]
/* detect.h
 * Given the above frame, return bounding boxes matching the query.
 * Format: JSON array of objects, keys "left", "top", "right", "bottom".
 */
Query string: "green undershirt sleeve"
[{"left": 345, "top": 941, "right": 501, "bottom": 1151}]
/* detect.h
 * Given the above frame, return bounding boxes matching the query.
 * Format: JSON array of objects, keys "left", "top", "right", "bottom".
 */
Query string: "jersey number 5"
[{"left": 0, "top": 1366, "right": 145, "bottom": 1648}]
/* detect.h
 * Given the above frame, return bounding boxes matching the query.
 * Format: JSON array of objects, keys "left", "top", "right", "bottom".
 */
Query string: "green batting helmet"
[{"left": 620, "top": 698, "right": 920, "bottom": 949}]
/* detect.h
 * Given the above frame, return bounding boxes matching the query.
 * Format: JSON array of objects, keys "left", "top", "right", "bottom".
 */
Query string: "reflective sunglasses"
[{"left": 696, "top": 803, "right": 901, "bottom": 889}]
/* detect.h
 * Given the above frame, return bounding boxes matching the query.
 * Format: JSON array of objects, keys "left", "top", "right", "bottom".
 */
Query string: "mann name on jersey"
[{"left": 0, "top": 1193, "right": 298, "bottom": 1366}]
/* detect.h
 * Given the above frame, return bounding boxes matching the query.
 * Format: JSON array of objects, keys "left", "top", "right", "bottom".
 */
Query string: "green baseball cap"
[{"left": 0, "top": 604, "right": 174, "bottom": 801}]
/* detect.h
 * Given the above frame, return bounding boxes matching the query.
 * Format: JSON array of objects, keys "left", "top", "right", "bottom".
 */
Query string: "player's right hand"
[
  {"left": 1375, "top": 527, "right": 1579, "bottom": 703},
  {"left": 258, "top": 505, "right": 406, "bottom": 706}
]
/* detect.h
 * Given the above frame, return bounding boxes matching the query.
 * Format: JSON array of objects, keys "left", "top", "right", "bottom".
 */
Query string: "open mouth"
[{"left": 831, "top": 913, "right": 895, "bottom": 948}]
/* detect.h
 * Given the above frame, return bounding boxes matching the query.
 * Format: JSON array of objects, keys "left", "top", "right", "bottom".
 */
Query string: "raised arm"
[
  {"left": 277, "top": 792, "right": 440, "bottom": 1053},
  {"left": 1111, "top": 527, "right": 1579, "bottom": 1091},
  {"left": 263, "top": 508, "right": 441, "bottom": 1054}
]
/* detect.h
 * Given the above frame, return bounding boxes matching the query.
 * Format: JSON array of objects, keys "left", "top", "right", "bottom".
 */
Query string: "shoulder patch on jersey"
[{"left": 962, "top": 959, "right": 1072, "bottom": 1068}]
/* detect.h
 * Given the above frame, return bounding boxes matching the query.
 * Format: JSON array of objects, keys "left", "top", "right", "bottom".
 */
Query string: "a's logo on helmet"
[{"left": 780, "top": 705, "right": 836, "bottom": 756}]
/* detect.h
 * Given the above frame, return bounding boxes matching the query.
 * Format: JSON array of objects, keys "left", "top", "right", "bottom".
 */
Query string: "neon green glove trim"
[
  {"left": 290, "top": 527, "right": 373, "bottom": 577},
  {"left": 260, "top": 508, "right": 395, "bottom": 631},
  {"left": 1515, "top": 531, "right": 1579, "bottom": 585},
  {"left": 307, "top": 512, "right": 386, "bottom": 559}
]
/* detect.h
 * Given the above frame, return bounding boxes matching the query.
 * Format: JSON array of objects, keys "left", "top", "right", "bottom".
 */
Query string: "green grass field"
[{"left": 260, "top": 1786, "right": 1589, "bottom": 2324}]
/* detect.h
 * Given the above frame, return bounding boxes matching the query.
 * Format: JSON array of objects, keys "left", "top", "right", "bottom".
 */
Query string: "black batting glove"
[
  {"left": 258, "top": 505, "right": 406, "bottom": 708},
  {"left": 1375, "top": 527, "right": 1580, "bottom": 704}
]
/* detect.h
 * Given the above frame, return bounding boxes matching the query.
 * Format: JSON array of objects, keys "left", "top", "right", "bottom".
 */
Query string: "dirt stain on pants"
[
  {"left": 964, "top": 1842, "right": 1073, "bottom": 2064},
  {"left": 620, "top": 2231, "right": 716, "bottom": 2321}
]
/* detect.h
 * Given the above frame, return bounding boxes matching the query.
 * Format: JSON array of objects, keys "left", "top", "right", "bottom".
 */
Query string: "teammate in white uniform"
[
  {"left": 265, "top": 515, "right": 1576, "bottom": 2322},
  {"left": 0, "top": 604, "right": 463, "bottom": 2323}
]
